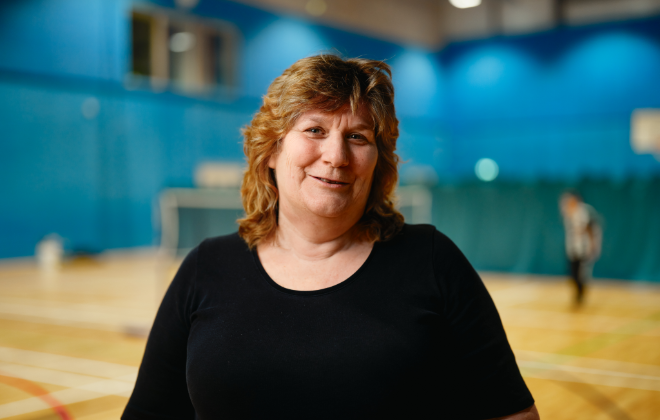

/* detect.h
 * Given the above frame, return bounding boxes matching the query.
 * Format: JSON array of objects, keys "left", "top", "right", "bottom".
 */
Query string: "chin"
[
  {"left": 304, "top": 199, "right": 353, "bottom": 219},
  {"left": 308, "top": 205, "right": 349, "bottom": 219}
]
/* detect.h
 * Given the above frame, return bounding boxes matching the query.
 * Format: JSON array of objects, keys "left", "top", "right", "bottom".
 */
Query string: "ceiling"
[{"left": 227, "top": 0, "right": 660, "bottom": 48}]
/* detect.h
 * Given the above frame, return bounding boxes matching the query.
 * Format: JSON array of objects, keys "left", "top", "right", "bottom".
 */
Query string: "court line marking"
[
  {"left": 0, "top": 374, "right": 71, "bottom": 420},
  {"left": 2, "top": 344, "right": 659, "bottom": 413},
  {"left": 553, "top": 310, "right": 660, "bottom": 357},
  {"left": 514, "top": 348, "right": 660, "bottom": 392},
  {"left": 500, "top": 308, "right": 660, "bottom": 335},
  {"left": 549, "top": 377, "right": 635, "bottom": 420},
  {"left": 518, "top": 360, "right": 660, "bottom": 382},
  {"left": 0, "top": 362, "right": 105, "bottom": 388},
  {"left": 0, "top": 347, "right": 137, "bottom": 379},
  {"left": 514, "top": 349, "right": 660, "bottom": 376},
  {"left": 0, "top": 298, "right": 156, "bottom": 332},
  {"left": 0, "top": 383, "right": 131, "bottom": 419},
  {"left": 0, "top": 361, "right": 135, "bottom": 419},
  {"left": 0, "top": 361, "right": 136, "bottom": 394},
  {"left": 0, "top": 347, "right": 137, "bottom": 418},
  {"left": 520, "top": 366, "right": 660, "bottom": 393}
]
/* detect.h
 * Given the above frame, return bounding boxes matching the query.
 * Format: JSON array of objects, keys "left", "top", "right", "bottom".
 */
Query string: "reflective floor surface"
[{"left": 0, "top": 254, "right": 658, "bottom": 419}]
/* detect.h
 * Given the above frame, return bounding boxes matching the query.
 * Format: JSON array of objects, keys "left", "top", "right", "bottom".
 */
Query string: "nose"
[{"left": 322, "top": 131, "right": 349, "bottom": 168}]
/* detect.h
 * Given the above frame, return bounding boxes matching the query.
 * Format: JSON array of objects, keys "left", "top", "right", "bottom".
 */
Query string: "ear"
[
  {"left": 267, "top": 152, "right": 277, "bottom": 170},
  {"left": 267, "top": 141, "right": 281, "bottom": 169}
]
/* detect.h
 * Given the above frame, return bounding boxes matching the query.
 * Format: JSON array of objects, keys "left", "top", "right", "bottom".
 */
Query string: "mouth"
[{"left": 311, "top": 176, "right": 349, "bottom": 186}]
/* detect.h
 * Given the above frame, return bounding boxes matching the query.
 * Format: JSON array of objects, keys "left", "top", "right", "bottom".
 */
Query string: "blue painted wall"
[
  {"left": 1, "top": 1, "right": 659, "bottom": 280},
  {"left": 440, "top": 19, "right": 660, "bottom": 183},
  {"left": 0, "top": 0, "right": 437, "bottom": 258}
]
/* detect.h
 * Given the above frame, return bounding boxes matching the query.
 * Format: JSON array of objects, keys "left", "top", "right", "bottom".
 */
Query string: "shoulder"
[
  {"left": 383, "top": 223, "right": 436, "bottom": 248},
  {"left": 376, "top": 224, "right": 434, "bottom": 261},
  {"left": 380, "top": 224, "right": 469, "bottom": 275},
  {"left": 197, "top": 232, "right": 249, "bottom": 259},
  {"left": 395, "top": 225, "right": 480, "bottom": 290},
  {"left": 193, "top": 232, "right": 253, "bottom": 281},
  {"left": 386, "top": 224, "right": 462, "bottom": 258}
]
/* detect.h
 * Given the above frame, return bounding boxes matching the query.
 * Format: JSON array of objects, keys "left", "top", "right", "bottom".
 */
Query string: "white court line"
[
  {"left": 0, "top": 347, "right": 137, "bottom": 379},
  {"left": 0, "top": 365, "right": 135, "bottom": 419},
  {"left": 518, "top": 360, "right": 660, "bottom": 382},
  {"left": 514, "top": 350, "right": 660, "bottom": 392},
  {"left": 0, "top": 362, "right": 104, "bottom": 388},
  {"left": 0, "top": 383, "right": 133, "bottom": 419},
  {"left": 0, "top": 299, "right": 155, "bottom": 332},
  {"left": 500, "top": 308, "right": 660, "bottom": 335},
  {"left": 514, "top": 349, "right": 660, "bottom": 377},
  {"left": 2, "top": 343, "right": 659, "bottom": 419},
  {"left": 0, "top": 362, "right": 136, "bottom": 393},
  {"left": 0, "top": 347, "right": 138, "bottom": 419},
  {"left": 520, "top": 366, "right": 660, "bottom": 392}
]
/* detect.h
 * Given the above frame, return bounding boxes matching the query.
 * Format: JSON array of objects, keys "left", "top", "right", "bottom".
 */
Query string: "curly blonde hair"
[{"left": 238, "top": 54, "right": 404, "bottom": 248}]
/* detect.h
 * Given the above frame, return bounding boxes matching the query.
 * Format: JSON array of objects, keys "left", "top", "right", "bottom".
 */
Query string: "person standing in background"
[{"left": 560, "top": 191, "right": 603, "bottom": 306}]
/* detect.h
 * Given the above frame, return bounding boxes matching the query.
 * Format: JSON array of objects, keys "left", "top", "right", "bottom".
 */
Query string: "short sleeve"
[
  {"left": 122, "top": 247, "right": 199, "bottom": 420},
  {"left": 432, "top": 230, "right": 534, "bottom": 419}
]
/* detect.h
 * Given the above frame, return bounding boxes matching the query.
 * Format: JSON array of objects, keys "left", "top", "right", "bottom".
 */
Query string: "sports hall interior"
[{"left": 1, "top": 0, "right": 659, "bottom": 419}]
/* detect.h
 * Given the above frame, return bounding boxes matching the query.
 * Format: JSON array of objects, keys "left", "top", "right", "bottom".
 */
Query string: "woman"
[{"left": 123, "top": 55, "right": 539, "bottom": 419}]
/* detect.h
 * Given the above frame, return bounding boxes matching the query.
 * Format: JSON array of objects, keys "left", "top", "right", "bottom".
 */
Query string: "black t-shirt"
[{"left": 122, "top": 224, "right": 533, "bottom": 420}]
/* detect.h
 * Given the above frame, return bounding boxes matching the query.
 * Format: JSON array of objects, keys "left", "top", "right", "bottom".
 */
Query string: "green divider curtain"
[{"left": 430, "top": 178, "right": 660, "bottom": 282}]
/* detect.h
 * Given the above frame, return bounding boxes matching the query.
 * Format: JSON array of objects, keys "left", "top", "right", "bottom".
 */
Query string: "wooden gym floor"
[{"left": 0, "top": 253, "right": 658, "bottom": 420}]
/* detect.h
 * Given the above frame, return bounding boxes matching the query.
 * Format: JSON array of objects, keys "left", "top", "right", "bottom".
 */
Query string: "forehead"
[{"left": 295, "top": 104, "right": 375, "bottom": 130}]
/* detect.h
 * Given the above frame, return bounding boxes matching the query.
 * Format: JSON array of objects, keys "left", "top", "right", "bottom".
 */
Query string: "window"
[{"left": 129, "top": 8, "right": 237, "bottom": 94}]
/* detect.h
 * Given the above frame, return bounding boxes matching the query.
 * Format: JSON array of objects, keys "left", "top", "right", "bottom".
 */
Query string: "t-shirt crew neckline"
[{"left": 250, "top": 242, "right": 379, "bottom": 297}]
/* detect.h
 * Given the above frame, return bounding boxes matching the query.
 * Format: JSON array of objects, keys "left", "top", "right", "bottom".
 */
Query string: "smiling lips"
[{"left": 312, "top": 176, "right": 349, "bottom": 185}]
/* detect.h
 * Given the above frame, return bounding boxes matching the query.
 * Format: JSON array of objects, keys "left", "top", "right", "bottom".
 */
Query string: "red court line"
[{"left": 0, "top": 373, "right": 73, "bottom": 420}]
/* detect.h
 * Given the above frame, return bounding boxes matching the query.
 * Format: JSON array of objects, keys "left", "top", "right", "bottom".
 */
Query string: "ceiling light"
[{"left": 449, "top": 0, "right": 482, "bottom": 9}]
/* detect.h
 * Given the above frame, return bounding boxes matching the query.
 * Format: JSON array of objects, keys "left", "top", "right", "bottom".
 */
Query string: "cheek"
[
  {"left": 356, "top": 147, "right": 379, "bottom": 179},
  {"left": 288, "top": 143, "right": 318, "bottom": 170},
  {"left": 279, "top": 140, "right": 318, "bottom": 181}
]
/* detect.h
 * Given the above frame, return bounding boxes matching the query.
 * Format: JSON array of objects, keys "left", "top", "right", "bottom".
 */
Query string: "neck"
[{"left": 268, "top": 208, "right": 365, "bottom": 261}]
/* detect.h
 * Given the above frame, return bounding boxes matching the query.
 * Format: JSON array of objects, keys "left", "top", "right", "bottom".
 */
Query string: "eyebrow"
[
  {"left": 300, "top": 116, "right": 374, "bottom": 132},
  {"left": 351, "top": 122, "right": 375, "bottom": 131},
  {"left": 302, "top": 116, "right": 328, "bottom": 125}
]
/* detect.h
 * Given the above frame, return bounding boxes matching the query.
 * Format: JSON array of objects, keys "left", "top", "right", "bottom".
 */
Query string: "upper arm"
[
  {"left": 490, "top": 404, "right": 540, "bottom": 420},
  {"left": 122, "top": 247, "right": 199, "bottom": 420},
  {"left": 432, "top": 230, "right": 535, "bottom": 419}
]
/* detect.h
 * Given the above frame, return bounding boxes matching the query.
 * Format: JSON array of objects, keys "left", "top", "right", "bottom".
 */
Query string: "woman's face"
[{"left": 268, "top": 104, "right": 378, "bottom": 224}]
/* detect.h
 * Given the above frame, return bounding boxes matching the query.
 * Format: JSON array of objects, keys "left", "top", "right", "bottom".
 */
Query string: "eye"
[
  {"left": 306, "top": 127, "right": 323, "bottom": 134},
  {"left": 348, "top": 133, "right": 369, "bottom": 143}
]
